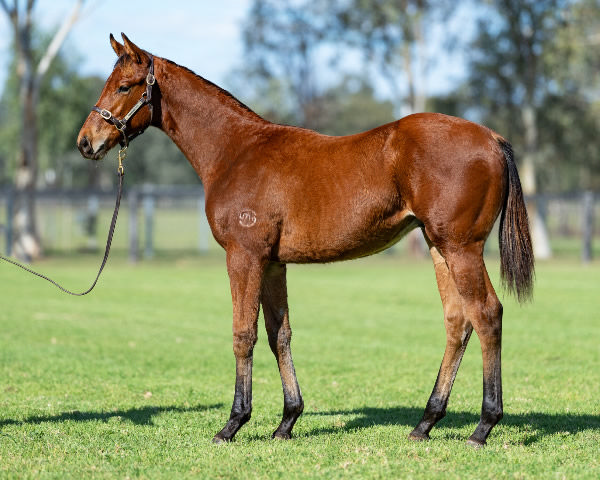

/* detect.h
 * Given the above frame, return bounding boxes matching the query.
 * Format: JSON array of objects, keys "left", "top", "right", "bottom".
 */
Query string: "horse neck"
[{"left": 153, "top": 57, "right": 268, "bottom": 191}]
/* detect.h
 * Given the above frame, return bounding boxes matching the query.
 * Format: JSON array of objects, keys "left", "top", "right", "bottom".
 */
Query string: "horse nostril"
[
  {"left": 78, "top": 136, "right": 92, "bottom": 154},
  {"left": 77, "top": 137, "right": 91, "bottom": 153}
]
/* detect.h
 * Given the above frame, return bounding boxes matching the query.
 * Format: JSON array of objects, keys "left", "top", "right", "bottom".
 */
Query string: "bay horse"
[{"left": 77, "top": 34, "right": 534, "bottom": 447}]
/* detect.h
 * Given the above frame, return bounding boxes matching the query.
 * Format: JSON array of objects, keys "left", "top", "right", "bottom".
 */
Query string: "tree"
[
  {"left": 433, "top": 0, "right": 600, "bottom": 193},
  {"left": 0, "top": 0, "right": 85, "bottom": 261},
  {"left": 542, "top": 0, "right": 600, "bottom": 191},
  {"left": 241, "top": 0, "right": 326, "bottom": 129},
  {"left": 312, "top": 76, "right": 396, "bottom": 136},
  {"left": 241, "top": 1, "right": 454, "bottom": 122},
  {"left": 327, "top": 0, "right": 433, "bottom": 115},
  {"left": 464, "top": 0, "right": 584, "bottom": 259},
  {"left": 234, "top": 1, "right": 400, "bottom": 134}
]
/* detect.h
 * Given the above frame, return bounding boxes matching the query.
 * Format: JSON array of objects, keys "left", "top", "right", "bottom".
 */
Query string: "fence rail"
[{"left": 0, "top": 186, "right": 598, "bottom": 262}]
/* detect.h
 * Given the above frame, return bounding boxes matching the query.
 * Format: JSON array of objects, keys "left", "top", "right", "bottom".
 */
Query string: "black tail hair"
[{"left": 498, "top": 140, "right": 535, "bottom": 303}]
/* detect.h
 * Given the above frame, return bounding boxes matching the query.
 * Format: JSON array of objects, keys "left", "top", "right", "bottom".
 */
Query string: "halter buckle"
[
  {"left": 146, "top": 73, "right": 156, "bottom": 86},
  {"left": 100, "top": 109, "right": 112, "bottom": 120}
]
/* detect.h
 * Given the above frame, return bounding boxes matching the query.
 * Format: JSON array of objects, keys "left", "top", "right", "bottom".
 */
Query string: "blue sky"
[{"left": 0, "top": 0, "right": 252, "bottom": 93}]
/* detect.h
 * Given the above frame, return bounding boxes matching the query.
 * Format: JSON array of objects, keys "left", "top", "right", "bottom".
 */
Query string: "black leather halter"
[{"left": 92, "top": 55, "right": 156, "bottom": 147}]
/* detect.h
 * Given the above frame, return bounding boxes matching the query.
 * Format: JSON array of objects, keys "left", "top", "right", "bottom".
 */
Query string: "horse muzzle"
[{"left": 77, "top": 135, "right": 107, "bottom": 160}]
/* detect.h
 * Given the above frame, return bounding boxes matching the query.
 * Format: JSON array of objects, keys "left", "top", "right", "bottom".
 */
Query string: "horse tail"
[{"left": 497, "top": 139, "right": 535, "bottom": 303}]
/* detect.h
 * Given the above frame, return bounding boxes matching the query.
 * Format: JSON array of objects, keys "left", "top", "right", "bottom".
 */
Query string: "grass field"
[{"left": 1, "top": 254, "right": 599, "bottom": 479}]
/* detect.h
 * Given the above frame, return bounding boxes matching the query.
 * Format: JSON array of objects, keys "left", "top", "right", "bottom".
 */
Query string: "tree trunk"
[
  {"left": 401, "top": 8, "right": 427, "bottom": 257},
  {"left": 521, "top": 105, "right": 552, "bottom": 260},
  {"left": 4, "top": 0, "right": 84, "bottom": 261},
  {"left": 12, "top": 60, "right": 42, "bottom": 261}
]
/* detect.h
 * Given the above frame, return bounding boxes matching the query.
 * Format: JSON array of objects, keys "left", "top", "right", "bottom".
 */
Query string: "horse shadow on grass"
[
  {"left": 304, "top": 406, "right": 600, "bottom": 445},
  {"left": 0, "top": 403, "right": 223, "bottom": 428},
  {"left": 3, "top": 403, "right": 598, "bottom": 445}
]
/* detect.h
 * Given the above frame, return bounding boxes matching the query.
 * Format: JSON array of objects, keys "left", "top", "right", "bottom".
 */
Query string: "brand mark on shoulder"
[{"left": 239, "top": 209, "right": 257, "bottom": 227}]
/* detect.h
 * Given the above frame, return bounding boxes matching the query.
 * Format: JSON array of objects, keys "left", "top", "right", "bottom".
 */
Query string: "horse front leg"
[
  {"left": 261, "top": 262, "right": 304, "bottom": 439},
  {"left": 213, "top": 248, "right": 265, "bottom": 444}
]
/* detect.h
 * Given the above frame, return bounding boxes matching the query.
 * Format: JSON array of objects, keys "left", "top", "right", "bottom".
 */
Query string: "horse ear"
[
  {"left": 110, "top": 33, "right": 125, "bottom": 57},
  {"left": 121, "top": 33, "right": 147, "bottom": 64}
]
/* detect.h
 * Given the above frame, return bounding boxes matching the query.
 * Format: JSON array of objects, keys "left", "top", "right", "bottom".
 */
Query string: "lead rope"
[{"left": 0, "top": 147, "right": 127, "bottom": 296}]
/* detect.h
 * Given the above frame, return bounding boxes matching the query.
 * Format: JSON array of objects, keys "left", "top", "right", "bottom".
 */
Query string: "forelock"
[{"left": 113, "top": 55, "right": 129, "bottom": 69}]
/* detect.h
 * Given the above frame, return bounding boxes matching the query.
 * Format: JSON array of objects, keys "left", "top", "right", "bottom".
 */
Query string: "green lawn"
[{"left": 1, "top": 254, "right": 599, "bottom": 479}]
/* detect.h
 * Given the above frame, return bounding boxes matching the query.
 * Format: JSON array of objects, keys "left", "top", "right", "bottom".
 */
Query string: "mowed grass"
[{"left": 1, "top": 254, "right": 599, "bottom": 479}]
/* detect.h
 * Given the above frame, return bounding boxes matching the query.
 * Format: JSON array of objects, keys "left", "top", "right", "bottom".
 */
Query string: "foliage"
[
  {"left": 237, "top": 0, "right": 414, "bottom": 130},
  {"left": 240, "top": 0, "right": 327, "bottom": 128},
  {"left": 0, "top": 256, "right": 599, "bottom": 478},
  {"left": 239, "top": 0, "right": 600, "bottom": 192},
  {"left": 324, "top": 0, "right": 453, "bottom": 113},
  {"left": 461, "top": 0, "right": 600, "bottom": 192},
  {"left": 0, "top": 34, "right": 103, "bottom": 187},
  {"left": 313, "top": 76, "right": 396, "bottom": 136}
]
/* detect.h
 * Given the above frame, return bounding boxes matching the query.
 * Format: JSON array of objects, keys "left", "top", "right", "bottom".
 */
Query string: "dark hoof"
[
  {"left": 212, "top": 434, "right": 229, "bottom": 444},
  {"left": 272, "top": 431, "right": 292, "bottom": 440},
  {"left": 408, "top": 430, "right": 430, "bottom": 442},
  {"left": 466, "top": 437, "right": 486, "bottom": 449}
]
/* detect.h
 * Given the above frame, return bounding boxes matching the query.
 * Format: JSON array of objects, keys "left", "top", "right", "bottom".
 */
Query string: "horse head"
[{"left": 77, "top": 33, "right": 156, "bottom": 160}]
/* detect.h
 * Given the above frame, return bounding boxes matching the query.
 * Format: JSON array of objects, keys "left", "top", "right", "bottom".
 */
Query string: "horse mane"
[
  {"left": 113, "top": 54, "right": 261, "bottom": 119},
  {"left": 164, "top": 59, "right": 261, "bottom": 119}
]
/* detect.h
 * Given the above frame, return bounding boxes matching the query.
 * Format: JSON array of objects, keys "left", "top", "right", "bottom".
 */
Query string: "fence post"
[
  {"left": 582, "top": 191, "right": 594, "bottom": 264},
  {"left": 5, "top": 187, "right": 13, "bottom": 257},
  {"left": 129, "top": 187, "right": 139, "bottom": 263},
  {"left": 86, "top": 195, "right": 99, "bottom": 250},
  {"left": 143, "top": 188, "right": 155, "bottom": 259}
]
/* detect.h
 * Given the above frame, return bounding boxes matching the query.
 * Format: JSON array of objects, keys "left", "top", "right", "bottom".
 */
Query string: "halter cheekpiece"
[{"left": 92, "top": 55, "right": 156, "bottom": 148}]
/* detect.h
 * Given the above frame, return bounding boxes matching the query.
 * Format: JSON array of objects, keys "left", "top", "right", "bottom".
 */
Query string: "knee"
[
  {"left": 444, "top": 307, "right": 463, "bottom": 328},
  {"left": 277, "top": 326, "right": 292, "bottom": 350},
  {"left": 233, "top": 330, "right": 258, "bottom": 358}
]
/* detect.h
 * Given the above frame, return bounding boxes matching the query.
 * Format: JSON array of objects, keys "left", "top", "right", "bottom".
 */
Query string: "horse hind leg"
[
  {"left": 261, "top": 262, "right": 304, "bottom": 439},
  {"left": 436, "top": 242, "right": 504, "bottom": 447},
  {"left": 409, "top": 236, "right": 473, "bottom": 441},
  {"left": 464, "top": 256, "right": 504, "bottom": 447}
]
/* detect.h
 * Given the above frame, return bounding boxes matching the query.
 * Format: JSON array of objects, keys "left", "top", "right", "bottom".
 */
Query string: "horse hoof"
[
  {"left": 212, "top": 434, "right": 229, "bottom": 444},
  {"left": 466, "top": 438, "right": 485, "bottom": 449},
  {"left": 408, "top": 431, "right": 430, "bottom": 442},
  {"left": 272, "top": 431, "right": 291, "bottom": 440}
]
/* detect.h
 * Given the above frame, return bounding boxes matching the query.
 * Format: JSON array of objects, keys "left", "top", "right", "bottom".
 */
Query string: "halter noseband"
[{"left": 92, "top": 55, "right": 156, "bottom": 148}]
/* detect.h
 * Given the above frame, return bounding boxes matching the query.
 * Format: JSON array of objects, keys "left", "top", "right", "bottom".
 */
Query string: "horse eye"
[{"left": 118, "top": 85, "right": 130, "bottom": 94}]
